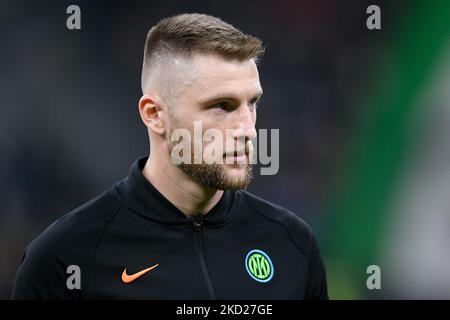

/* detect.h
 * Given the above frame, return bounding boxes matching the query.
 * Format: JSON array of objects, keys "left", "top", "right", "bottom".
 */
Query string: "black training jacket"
[{"left": 12, "top": 157, "right": 328, "bottom": 300}]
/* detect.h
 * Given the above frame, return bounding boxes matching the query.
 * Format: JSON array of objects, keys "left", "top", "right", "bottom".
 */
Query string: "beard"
[
  {"left": 177, "top": 162, "right": 253, "bottom": 191},
  {"left": 167, "top": 138, "right": 253, "bottom": 191},
  {"left": 166, "top": 112, "right": 254, "bottom": 190}
]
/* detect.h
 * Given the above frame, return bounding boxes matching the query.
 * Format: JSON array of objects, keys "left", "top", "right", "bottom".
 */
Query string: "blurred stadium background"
[{"left": 1, "top": 0, "right": 449, "bottom": 299}]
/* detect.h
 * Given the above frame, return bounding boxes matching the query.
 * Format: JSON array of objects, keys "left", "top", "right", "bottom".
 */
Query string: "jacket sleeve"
[
  {"left": 304, "top": 233, "right": 329, "bottom": 300},
  {"left": 11, "top": 237, "right": 81, "bottom": 300}
]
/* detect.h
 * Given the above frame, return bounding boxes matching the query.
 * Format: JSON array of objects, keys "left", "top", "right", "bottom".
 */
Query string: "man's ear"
[{"left": 139, "top": 95, "right": 166, "bottom": 135}]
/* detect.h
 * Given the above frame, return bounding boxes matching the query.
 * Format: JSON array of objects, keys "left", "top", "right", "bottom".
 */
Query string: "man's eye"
[
  {"left": 211, "top": 102, "right": 230, "bottom": 111},
  {"left": 249, "top": 101, "right": 258, "bottom": 110}
]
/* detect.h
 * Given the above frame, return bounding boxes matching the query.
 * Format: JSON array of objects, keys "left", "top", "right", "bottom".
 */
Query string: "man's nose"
[{"left": 232, "top": 105, "right": 257, "bottom": 140}]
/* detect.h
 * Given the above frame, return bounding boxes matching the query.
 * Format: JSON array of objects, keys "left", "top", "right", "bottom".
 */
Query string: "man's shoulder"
[
  {"left": 238, "top": 190, "right": 313, "bottom": 233},
  {"left": 238, "top": 190, "right": 316, "bottom": 255},
  {"left": 26, "top": 188, "right": 120, "bottom": 264},
  {"left": 12, "top": 186, "right": 122, "bottom": 299}
]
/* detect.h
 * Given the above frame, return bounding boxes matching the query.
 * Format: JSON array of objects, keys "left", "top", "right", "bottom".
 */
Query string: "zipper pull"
[{"left": 192, "top": 214, "right": 204, "bottom": 231}]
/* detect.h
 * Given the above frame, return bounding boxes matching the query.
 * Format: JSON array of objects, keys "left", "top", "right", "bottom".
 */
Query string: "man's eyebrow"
[
  {"left": 199, "top": 90, "right": 263, "bottom": 105},
  {"left": 251, "top": 90, "right": 264, "bottom": 101}
]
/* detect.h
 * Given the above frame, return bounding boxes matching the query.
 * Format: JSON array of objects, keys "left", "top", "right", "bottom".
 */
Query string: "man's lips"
[
  {"left": 222, "top": 141, "right": 253, "bottom": 163},
  {"left": 224, "top": 150, "right": 246, "bottom": 157},
  {"left": 223, "top": 150, "right": 247, "bottom": 164}
]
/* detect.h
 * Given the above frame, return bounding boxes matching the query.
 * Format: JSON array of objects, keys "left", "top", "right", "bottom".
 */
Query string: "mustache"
[{"left": 223, "top": 140, "right": 253, "bottom": 157}]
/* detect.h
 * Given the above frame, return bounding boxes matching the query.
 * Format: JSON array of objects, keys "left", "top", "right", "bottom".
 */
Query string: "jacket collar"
[{"left": 114, "top": 157, "right": 236, "bottom": 226}]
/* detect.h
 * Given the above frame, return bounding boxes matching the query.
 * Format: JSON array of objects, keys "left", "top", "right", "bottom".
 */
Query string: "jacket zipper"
[{"left": 192, "top": 214, "right": 216, "bottom": 299}]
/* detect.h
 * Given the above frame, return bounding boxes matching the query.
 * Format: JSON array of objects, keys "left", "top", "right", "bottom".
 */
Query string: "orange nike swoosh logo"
[{"left": 121, "top": 264, "right": 159, "bottom": 283}]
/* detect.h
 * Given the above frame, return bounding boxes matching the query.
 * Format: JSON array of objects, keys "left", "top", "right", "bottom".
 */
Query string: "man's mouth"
[
  {"left": 223, "top": 150, "right": 247, "bottom": 164},
  {"left": 222, "top": 140, "right": 254, "bottom": 164}
]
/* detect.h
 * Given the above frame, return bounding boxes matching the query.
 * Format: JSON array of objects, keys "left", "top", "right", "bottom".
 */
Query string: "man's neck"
[{"left": 142, "top": 153, "right": 224, "bottom": 218}]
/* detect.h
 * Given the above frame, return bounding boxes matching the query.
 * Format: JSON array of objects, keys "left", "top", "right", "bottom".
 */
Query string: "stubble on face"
[
  {"left": 162, "top": 54, "right": 257, "bottom": 191},
  {"left": 167, "top": 123, "right": 254, "bottom": 191}
]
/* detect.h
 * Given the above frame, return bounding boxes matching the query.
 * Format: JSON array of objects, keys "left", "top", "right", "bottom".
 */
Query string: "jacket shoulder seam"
[
  {"left": 83, "top": 194, "right": 122, "bottom": 298},
  {"left": 242, "top": 193, "right": 311, "bottom": 258}
]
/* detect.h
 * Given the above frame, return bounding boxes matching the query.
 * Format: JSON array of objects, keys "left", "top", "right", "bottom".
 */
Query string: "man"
[{"left": 12, "top": 13, "right": 328, "bottom": 299}]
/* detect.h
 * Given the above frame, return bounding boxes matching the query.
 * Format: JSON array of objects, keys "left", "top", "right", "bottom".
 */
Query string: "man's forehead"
[
  {"left": 192, "top": 54, "right": 258, "bottom": 79},
  {"left": 188, "top": 54, "right": 262, "bottom": 100}
]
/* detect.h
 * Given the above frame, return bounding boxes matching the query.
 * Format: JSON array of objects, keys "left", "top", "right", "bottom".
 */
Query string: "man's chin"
[
  {"left": 219, "top": 164, "right": 253, "bottom": 190},
  {"left": 221, "top": 164, "right": 248, "bottom": 177},
  {"left": 176, "top": 161, "right": 253, "bottom": 191}
]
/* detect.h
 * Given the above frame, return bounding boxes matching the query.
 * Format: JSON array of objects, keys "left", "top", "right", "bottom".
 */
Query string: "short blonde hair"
[{"left": 141, "top": 13, "right": 264, "bottom": 93}]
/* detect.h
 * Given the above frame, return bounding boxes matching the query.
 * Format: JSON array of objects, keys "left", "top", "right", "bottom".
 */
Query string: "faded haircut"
[{"left": 141, "top": 13, "right": 264, "bottom": 108}]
